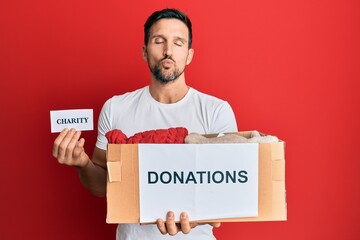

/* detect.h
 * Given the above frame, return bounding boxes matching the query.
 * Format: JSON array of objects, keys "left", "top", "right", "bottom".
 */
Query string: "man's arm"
[
  {"left": 52, "top": 128, "right": 107, "bottom": 197},
  {"left": 77, "top": 147, "right": 107, "bottom": 196}
]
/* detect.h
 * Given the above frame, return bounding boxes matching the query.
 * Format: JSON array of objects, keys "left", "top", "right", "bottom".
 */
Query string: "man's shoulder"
[
  {"left": 107, "top": 86, "right": 148, "bottom": 103},
  {"left": 114, "top": 86, "right": 148, "bottom": 99},
  {"left": 190, "top": 88, "right": 228, "bottom": 105}
]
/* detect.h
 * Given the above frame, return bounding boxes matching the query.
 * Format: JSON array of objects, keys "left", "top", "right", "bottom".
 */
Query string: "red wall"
[{"left": 1, "top": 0, "right": 359, "bottom": 239}]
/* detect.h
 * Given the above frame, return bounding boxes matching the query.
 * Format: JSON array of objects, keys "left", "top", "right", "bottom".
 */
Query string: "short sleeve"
[
  {"left": 211, "top": 101, "right": 238, "bottom": 134},
  {"left": 95, "top": 98, "right": 112, "bottom": 150}
]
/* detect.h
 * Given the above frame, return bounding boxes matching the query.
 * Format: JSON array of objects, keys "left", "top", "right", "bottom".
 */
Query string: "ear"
[
  {"left": 186, "top": 48, "right": 194, "bottom": 65},
  {"left": 142, "top": 45, "right": 148, "bottom": 61}
]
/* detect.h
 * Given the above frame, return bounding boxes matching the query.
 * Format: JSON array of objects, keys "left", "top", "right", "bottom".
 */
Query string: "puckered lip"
[
  {"left": 162, "top": 59, "right": 174, "bottom": 64},
  {"left": 161, "top": 59, "right": 175, "bottom": 68}
]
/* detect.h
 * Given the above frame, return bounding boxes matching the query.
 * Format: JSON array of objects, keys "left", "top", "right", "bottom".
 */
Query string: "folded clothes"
[
  {"left": 184, "top": 130, "right": 278, "bottom": 144},
  {"left": 106, "top": 127, "right": 188, "bottom": 144}
]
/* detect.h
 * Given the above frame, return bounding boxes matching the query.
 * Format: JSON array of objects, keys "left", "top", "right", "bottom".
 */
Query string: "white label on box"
[
  {"left": 50, "top": 109, "right": 93, "bottom": 133},
  {"left": 138, "top": 144, "right": 259, "bottom": 222}
]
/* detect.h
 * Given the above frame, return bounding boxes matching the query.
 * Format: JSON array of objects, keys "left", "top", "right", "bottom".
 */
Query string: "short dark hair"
[{"left": 144, "top": 8, "right": 193, "bottom": 48}]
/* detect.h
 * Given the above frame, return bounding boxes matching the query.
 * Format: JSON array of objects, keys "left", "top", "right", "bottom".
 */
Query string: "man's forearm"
[{"left": 77, "top": 160, "right": 107, "bottom": 197}]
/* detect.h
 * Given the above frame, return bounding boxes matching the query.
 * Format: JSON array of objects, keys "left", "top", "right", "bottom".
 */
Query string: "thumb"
[{"left": 209, "top": 222, "right": 221, "bottom": 228}]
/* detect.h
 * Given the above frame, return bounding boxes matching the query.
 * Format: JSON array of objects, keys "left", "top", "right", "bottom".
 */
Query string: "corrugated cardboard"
[{"left": 106, "top": 131, "right": 287, "bottom": 223}]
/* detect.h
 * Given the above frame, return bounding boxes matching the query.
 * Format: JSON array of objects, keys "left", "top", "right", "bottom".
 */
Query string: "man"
[{"left": 53, "top": 8, "right": 238, "bottom": 239}]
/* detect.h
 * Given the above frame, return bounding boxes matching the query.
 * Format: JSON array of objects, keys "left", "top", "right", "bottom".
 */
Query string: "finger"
[
  {"left": 74, "top": 138, "right": 89, "bottom": 167},
  {"left": 140, "top": 222, "right": 152, "bottom": 226},
  {"left": 73, "top": 137, "right": 85, "bottom": 158},
  {"left": 209, "top": 222, "right": 221, "bottom": 228},
  {"left": 156, "top": 218, "right": 167, "bottom": 235},
  {"left": 65, "top": 131, "right": 81, "bottom": 160},
  {"left": 180, "top": 212, "right": 191, "bottom": 234},
  {"left": 190, "top": 221, "right": 199, "bottom": 229},
  {"left": 165, "top": 211, "right": 179, "bottom": 236},
  {"left": 52, "top": 128, "right": 69, "bottom": 158},
  {"left": 57, "top": 128, "right": 77, "bottom": 162}
]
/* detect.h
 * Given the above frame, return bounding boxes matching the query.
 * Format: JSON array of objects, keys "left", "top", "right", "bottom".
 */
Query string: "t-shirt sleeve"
[
  {"left": 211, "top": 101, "right": 238, "bottom": 134},
  {"left": 95, "top": 98, "right": 112, "bottom": 150}
]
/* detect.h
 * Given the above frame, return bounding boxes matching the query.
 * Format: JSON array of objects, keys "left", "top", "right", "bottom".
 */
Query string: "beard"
[{"left": 148, "top": 57, "right": 185, "bottom": 84}]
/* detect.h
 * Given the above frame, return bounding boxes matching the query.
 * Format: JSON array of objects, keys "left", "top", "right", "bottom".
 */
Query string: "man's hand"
[
  {"left": 156, "top": 211, "right": 221, "bottom": 236},
  {"left": 52, "top": 128, "right": 90, "bottom": 168}
]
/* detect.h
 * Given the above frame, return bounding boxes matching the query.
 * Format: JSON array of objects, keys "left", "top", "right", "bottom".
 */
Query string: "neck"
[{"left": 149, "top": 75, "right": 189, "bottom": 104}]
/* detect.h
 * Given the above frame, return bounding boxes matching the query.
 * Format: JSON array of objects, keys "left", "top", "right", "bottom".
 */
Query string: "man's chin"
[
  {"left": 156, "top": 76, "right": 177, "bottom": 84},
  {"left": 160, "top": 67, "right": 174, "bottom": 73},
  {"left": 150, "top": 65, "right": 183, "bottom": 84}
]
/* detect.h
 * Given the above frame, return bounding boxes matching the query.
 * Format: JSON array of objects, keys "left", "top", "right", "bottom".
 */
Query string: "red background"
[{"left": 1, "top": 0, "right": 359, "bottom": 239}]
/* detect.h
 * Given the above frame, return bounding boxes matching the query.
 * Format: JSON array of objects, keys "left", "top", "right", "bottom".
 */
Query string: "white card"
[
  {"left": 50, "top": 109, "right": 93, "bottom": 133},
  {"left": 138, "top": 144, "right": 259, "bottom": 222}
]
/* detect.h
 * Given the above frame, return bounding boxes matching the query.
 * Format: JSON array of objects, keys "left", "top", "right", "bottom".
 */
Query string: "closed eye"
[
  {"left": 174, "top": 40, "right": 184, "bottom": 47},
  {"left": 155, "top": 40, "right": 164, "bottom": 44},
  {"left": 154, "top": 37, "right": 165, "bottom": 44}
]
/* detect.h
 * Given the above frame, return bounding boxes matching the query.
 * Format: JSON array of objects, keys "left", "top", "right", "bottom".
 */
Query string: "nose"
[{"left": 163, "top": 42, "right": 173, "bottom": 57}]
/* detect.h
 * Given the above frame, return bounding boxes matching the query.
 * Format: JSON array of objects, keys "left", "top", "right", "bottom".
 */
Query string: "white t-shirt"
[{"left": 96, "top": 86, "right": 238, "bottom": 240}]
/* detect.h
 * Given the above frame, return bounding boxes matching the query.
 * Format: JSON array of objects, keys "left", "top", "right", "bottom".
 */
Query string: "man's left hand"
[{"left": 156, "top": 211, "right": 221, "bottom": 235}]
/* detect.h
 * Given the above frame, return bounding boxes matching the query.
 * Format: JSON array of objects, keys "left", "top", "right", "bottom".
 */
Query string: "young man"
[{"left": 53, "top": 9, "right": 237, "bottom": 239}]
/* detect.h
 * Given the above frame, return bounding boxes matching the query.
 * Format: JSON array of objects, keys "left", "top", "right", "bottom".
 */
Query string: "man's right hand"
[{"left": 52, "top": 128, "right": 90, "bottom": 168}]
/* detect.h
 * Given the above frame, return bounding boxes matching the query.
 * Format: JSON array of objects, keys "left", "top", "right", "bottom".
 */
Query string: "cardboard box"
[{"left": 106, "top": 131, "right": 287, "bottom": 223}]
